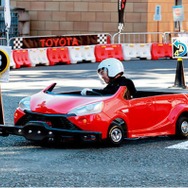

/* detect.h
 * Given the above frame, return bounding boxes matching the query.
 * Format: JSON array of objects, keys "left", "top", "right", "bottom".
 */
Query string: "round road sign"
[{"left": 0, "top": 49, "right": 10, "bottom": 75}]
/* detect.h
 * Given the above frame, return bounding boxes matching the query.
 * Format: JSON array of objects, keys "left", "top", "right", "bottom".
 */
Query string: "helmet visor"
[
  {"left": 97, "top": 67, "right": 108, "bottom": 84},
  {"left": 97, "top": 67, "right": 108, "bottom": 74}
]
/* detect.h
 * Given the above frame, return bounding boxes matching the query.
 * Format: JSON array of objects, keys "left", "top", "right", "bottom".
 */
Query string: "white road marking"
[
  {"left": 0, "top": 151, "right": 19, "bottom": 155},
  {"left": 167, "top": 140, "right": 188, "bottom": 150},
  {"left": 0, "top": 146, "right": 42, "bottom": 155},
  {"left": 0, "top": 146, "right": 41, "bottom": 151}
]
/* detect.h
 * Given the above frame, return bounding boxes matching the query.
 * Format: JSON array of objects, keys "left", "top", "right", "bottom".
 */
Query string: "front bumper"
[{"left": 0, "top": 121, "right": 102, "bottom": 142}]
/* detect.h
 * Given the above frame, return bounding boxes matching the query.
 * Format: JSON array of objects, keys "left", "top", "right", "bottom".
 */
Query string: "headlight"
[
  {"left": 19, "top": 96, "right": 31, "bottom": 111},
  {"left": 68, "top": 101, "right": 104, "bottom": 116}
]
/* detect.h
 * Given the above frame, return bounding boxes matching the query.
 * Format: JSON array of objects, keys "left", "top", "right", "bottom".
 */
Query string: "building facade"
[{"left": 9, "top": 0, "right": 188, "bottom": 36}]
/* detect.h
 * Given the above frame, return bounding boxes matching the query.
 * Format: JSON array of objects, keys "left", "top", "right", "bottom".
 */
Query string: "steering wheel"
[{"left": 87, "top": 90, "right": 103, "bottom": 96}]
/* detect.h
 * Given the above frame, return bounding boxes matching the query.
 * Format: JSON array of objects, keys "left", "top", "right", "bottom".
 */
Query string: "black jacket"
[{"left": 92, "top": 76, "right": 137, "bottom": 97}]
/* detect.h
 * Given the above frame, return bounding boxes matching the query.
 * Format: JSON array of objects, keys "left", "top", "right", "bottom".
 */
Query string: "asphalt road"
[{"left": 0, "top": 59, "right": 188, "bottom": 187}]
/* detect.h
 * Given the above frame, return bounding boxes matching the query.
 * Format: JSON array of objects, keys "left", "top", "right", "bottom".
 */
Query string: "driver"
[{"left": 81, "top": 58, "right": 137, "bottom": 98}]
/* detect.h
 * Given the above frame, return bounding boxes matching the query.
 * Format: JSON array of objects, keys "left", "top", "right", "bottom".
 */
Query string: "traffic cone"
[{"left": 172, "top": 58, "right": 187, "bottom": 89}]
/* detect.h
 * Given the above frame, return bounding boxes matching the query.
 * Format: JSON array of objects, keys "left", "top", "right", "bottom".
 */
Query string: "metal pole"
[
  {"left": 0, "top": 85, "right": 5, "bottom": 125},
  {"left": 6, "top": 27, "right": 9, "bottom": 46}
]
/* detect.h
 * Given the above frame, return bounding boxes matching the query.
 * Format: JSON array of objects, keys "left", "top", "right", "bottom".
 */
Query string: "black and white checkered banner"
[
  {"left": 12, "top": 34, "right": 111, "bottom": 49},
  {"left": 97, "top": 34, "right": 108, "bottom": 44},
  {"left": 13, "top": 37, "right": 23, "bottom": 49}
]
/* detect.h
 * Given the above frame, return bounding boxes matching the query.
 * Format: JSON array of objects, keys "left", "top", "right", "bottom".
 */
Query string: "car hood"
[
  {"left": 29, "top": 83, "right": 127, "bottom": 114},
  {"left": 30, "top": 91, "right": 109, "bottom": 114}
]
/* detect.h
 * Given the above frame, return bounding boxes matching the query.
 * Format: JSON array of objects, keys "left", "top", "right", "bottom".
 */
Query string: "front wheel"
[
  {"left": 107, "top": 125, "right": 125, "bottom": 146},
  {"left": 175, "top": 116, "right": 188, "bottom": 139}
]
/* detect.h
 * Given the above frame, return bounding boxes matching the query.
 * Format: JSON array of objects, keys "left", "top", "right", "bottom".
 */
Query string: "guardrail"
[
  {"left": 112, "top": 32, "right": 164, "bottom": 44},
  {"left": 163, "top": 31, "right": 188, "bottom": 43}
]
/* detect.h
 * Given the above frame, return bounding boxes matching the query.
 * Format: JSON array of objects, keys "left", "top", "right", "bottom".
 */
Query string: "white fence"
[{"left": 112, "top": 32, "right": 164, "bottom": 44}]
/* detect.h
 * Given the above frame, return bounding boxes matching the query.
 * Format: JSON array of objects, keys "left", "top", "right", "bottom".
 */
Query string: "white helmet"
[{"left": 97, "top": 58, "right": 124, "bottom": 78}]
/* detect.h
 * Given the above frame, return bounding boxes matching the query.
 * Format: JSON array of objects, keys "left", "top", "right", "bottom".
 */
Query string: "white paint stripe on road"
[
  {"left": 0, "top": 145, "right": 41, "bottom": 151},
  {"left": 166, "top": 140, "right": 188, "bottom": 150},
  {"left": 0, "top": 151, "right": 19, "bottom": 155}
]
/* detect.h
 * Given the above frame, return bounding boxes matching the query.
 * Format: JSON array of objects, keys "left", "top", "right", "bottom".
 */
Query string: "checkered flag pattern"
[
  {"left": 13, "top": 38, "right": 23, "bottom": 49},
  {"left": 97, "top": 34, "right": 107, "bottom": 44}
]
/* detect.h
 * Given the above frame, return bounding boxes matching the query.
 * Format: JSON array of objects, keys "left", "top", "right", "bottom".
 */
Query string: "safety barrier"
[
  {"left": 151, "top": 43, "right": 165, "bottom": 60},
  {"left": 28, "top": 48, "right": 49, "bottom": 66},
  {"left": 164, "top": 43, "right": 172, "bottom": 58},
  {"left": 12, "top": 49, "right": 32, "bottom": 69},
  {"left": 10, "top": 51, "right": 16, "bottom": 69},
  {"left": 6, "top": 31, "right": 188, "bottom": 69},
  {"left": 151, "top": 43, "right": 172, "bottom": 60},
  {"left": 10, "top": 42, "right": 172, "bottom": 68},
  {"left": 81, "top": 45, "right": 96, "bottom": 63},
  {"left": 137, "top": 43, "right": 152, "bottom": 60},
  {"left": 122, "top": 43, "right": 137, "bottom": 60},
  {"left": 68, "top": 45, "right": 96, "bottom": 64},
  {"left": 68, "top": 46, "right": 82, "bottom": 64},
  {"left": 122, "top": 43, "right": 152, "bottom": 60},
  {"left": 46, "top": 47, "right": 70, "bottom": 66},
  {"left": 95, "top": 44, "right": 124, "bottom": 62}
]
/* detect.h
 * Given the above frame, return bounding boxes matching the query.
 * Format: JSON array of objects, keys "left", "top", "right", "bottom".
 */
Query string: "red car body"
[{"left": 1, "top": 83, "right": 188, "bottom": 146}]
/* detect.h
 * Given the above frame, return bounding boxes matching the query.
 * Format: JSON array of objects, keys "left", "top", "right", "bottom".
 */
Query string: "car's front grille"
[{"left": 16, "top": 111, "right": 79, "bottom": 130}]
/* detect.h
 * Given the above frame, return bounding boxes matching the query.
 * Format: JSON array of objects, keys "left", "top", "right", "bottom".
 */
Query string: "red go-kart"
[{"left": 1, "top": 83, "right": 188, "bottom": 146}]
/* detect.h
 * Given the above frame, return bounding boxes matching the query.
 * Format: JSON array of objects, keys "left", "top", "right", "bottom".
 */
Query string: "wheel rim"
[
  {"left": 181, "top": 121, "right": 188, "bottom": 134},
  {"left": 110, "top": 128, "right": 122, "bottom": 143}
]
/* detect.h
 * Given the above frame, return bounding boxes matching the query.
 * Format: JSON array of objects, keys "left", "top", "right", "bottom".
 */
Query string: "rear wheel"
[
  {"left": 175, "top": 116, "right": 188, "bottom": 139},
  {"left": 108, "top": 124, "right": 125, "bottom": 146}
]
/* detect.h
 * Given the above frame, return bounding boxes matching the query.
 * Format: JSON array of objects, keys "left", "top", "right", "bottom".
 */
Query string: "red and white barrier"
[
  {"left": 47, "top": 47, "right": 70, "bottom": 66},
  {"left": 12, "top": 49, "right": 32, "bottom": 69},
  {"left": 68, "top": 45, "right": 96, "bottom": 64},
  {"left": 9, "top": 42, "right": 173, "bottom": 69},
  {"left": 136, "top": 43, "right": 152, "bottom": 60},
  {"left": 81, "top": 45, "right": 96, "bottom": 63},
  {"left": 164, "top": 43, "right": 172, "bottom": 58},
  {"left": 122, "top": 43, "right": 152, "bottom": 60},
  {"left": 95, "top": 44, "right": 124, "bottom": 62},
  {"left": 28, "top": 48, "right": 49, "bottom": 66},
  {"left": 151, "top": 43, "right": 172, "bottom": 60},
  {"left": 122, "top": 43, "right": 137, "bottom": 60},
  {"left": 68, "top": 46, "right": 83, "bottom": 64}
]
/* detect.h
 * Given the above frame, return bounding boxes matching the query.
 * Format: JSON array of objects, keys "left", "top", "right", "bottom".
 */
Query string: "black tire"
[
  {"left": 175, "top": 116, "right": 188, "bottom": 139},
  {"left": 107, "top": 124, "right": 125, "bottom": 146}
]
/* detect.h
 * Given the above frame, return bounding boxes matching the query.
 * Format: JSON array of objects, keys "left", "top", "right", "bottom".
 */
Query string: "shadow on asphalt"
[{"left": 16, "top": 135, "right": 179, "bottom": 150}]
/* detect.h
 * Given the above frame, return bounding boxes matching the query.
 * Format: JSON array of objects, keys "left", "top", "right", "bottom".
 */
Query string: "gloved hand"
[{"left": 81, "top": 88, "right": 93, "bottom": 95}]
